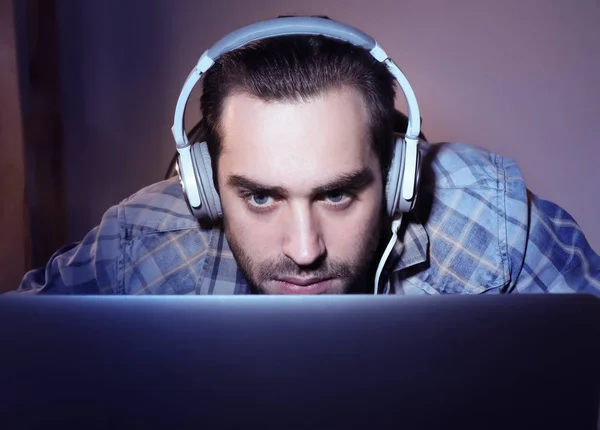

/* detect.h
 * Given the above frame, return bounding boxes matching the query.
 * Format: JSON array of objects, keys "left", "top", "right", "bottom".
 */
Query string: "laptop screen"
[{"left": 1, "top": 294, "right": 599, "bottom": 429}]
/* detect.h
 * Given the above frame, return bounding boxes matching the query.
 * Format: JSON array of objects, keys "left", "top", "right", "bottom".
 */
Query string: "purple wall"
[{"left": 57, "top": 0, "right": 600, "bottom": 250}]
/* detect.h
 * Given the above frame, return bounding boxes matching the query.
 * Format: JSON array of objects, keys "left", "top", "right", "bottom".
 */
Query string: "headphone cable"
[{"left": 374, "top": 216, "right": 403, "bottom": 295}]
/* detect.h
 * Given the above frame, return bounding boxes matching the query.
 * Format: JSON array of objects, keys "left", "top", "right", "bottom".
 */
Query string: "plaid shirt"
[{"left": 16, "top": 142, "right": 600, "bottom": 296}]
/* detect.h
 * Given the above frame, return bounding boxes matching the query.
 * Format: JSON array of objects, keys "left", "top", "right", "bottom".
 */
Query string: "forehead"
[{"left": 218, "top": 88, "right": 378, "bottom": 190}]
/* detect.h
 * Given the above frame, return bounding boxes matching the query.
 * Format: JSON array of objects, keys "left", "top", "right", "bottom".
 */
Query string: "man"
[{"left": 16, "top": 17, "right": 600, "bottom": 296}]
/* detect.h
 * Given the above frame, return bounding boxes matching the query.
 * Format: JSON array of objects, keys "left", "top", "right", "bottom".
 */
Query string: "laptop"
[{"left": 1, "top": 294, "right": 599, "bottom": 429}]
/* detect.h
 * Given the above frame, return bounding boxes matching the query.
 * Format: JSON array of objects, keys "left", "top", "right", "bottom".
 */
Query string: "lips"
[
  {"left": 274, "top": 277, "right": 333, "bottom": 294},
  {"left": 277, "top": 277, "right": 327, "bottom": 286}
]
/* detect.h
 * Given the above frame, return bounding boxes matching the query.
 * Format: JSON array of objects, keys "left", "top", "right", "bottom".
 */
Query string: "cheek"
[{"left": 320, "top": 194, "right": 383, "bottom": 257}]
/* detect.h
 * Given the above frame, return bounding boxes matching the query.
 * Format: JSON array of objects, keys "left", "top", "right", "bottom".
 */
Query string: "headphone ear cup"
[
  {"left": 190, "top": 141, "right": 223, "bottom": 221},
  {"left": 177, "top": 147, "right": 204, "bottom": 219},
  {"left": 385, "top": 134, "right": 406, "bottom": 217},
  {"left": 385, "top": 133, "right": 421, "bottom": 216}
]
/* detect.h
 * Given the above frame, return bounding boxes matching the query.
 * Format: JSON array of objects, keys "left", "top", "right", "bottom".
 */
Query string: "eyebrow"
[{"left": 226, "top": 167, "right": 375, "bottom": 198}]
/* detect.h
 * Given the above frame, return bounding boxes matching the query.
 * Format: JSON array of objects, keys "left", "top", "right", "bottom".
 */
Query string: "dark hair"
[{"left": 200, "top": 35, "right": 397, "bottom": 186}]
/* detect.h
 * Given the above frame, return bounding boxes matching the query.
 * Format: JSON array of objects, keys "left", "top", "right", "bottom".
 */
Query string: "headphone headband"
[
  {"left": 207, "top": 17, "right": 377, "bottom": 58},
  {"left": 171, "top": 16, "right": 421, "bottom": 212}
]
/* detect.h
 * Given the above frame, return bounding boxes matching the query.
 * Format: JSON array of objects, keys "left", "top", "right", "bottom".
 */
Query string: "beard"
[{"left": 222, "top": 211, "right": 386, "bottom": 295}]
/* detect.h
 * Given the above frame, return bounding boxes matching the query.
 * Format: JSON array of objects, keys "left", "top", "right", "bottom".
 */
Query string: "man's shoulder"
[
  {"left": 421, "top": 141, "right": 523, "bottom": 190},
  {"left": 399, "top": 142, "right": 530, "bottom": 295},
  {"left": 116, "top": 177, "right": 201, "bottom": 235},
  {"left": 108, "top": 178, "right": 243, "bottom": 294}
]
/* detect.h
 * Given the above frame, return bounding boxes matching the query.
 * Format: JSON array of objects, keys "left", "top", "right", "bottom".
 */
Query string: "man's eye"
[
  {"left": 324, "top": 191, "right": 350, "bottom": 204},
  {"left": 249, "top": 193, "right": 273, "bottom": 206}
]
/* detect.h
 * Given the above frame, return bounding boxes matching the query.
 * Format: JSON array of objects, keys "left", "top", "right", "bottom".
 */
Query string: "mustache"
[{"left": 256, "top": 257, "right": 354, "bottom": 281}]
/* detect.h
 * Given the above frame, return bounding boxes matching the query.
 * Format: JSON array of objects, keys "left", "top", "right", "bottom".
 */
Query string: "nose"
[{"left": 281, "top": 204, "right": 325, "bottom": 267}]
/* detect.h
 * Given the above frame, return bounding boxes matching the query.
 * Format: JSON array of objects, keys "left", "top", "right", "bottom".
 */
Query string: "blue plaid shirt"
[{"left": 16, "top": 142, "right": 600, "bottom": 296}]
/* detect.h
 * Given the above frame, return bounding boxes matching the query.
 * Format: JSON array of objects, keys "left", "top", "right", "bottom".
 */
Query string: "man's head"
[{"left": 200, "top": 35, "right": 397, "bottom": 294}]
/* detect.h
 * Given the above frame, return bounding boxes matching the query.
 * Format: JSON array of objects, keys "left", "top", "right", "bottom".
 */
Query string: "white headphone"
[{"left": 171, "top": 16, "right": 422, "bottom": 222}]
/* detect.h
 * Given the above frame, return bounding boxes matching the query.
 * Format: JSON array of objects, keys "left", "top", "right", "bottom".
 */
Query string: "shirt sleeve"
[
  {"left": 509, "top": 191, "right": 600, "bottom": 296},
  {"left": 14, "top": 205, "right": 124, "bottom": 294}
]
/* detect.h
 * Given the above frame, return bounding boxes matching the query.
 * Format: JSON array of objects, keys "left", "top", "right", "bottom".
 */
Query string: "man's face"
[{"left": 217, "top": 88, "right": 384, "bottom": 294}]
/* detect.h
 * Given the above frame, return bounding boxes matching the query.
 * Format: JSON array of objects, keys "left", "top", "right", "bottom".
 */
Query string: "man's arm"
[
  {"left": 15, "top": 205, "right": 123, "bottom": 294},
  {"left": 507, "top": 191, "right": 600, "bottom": 295}
]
